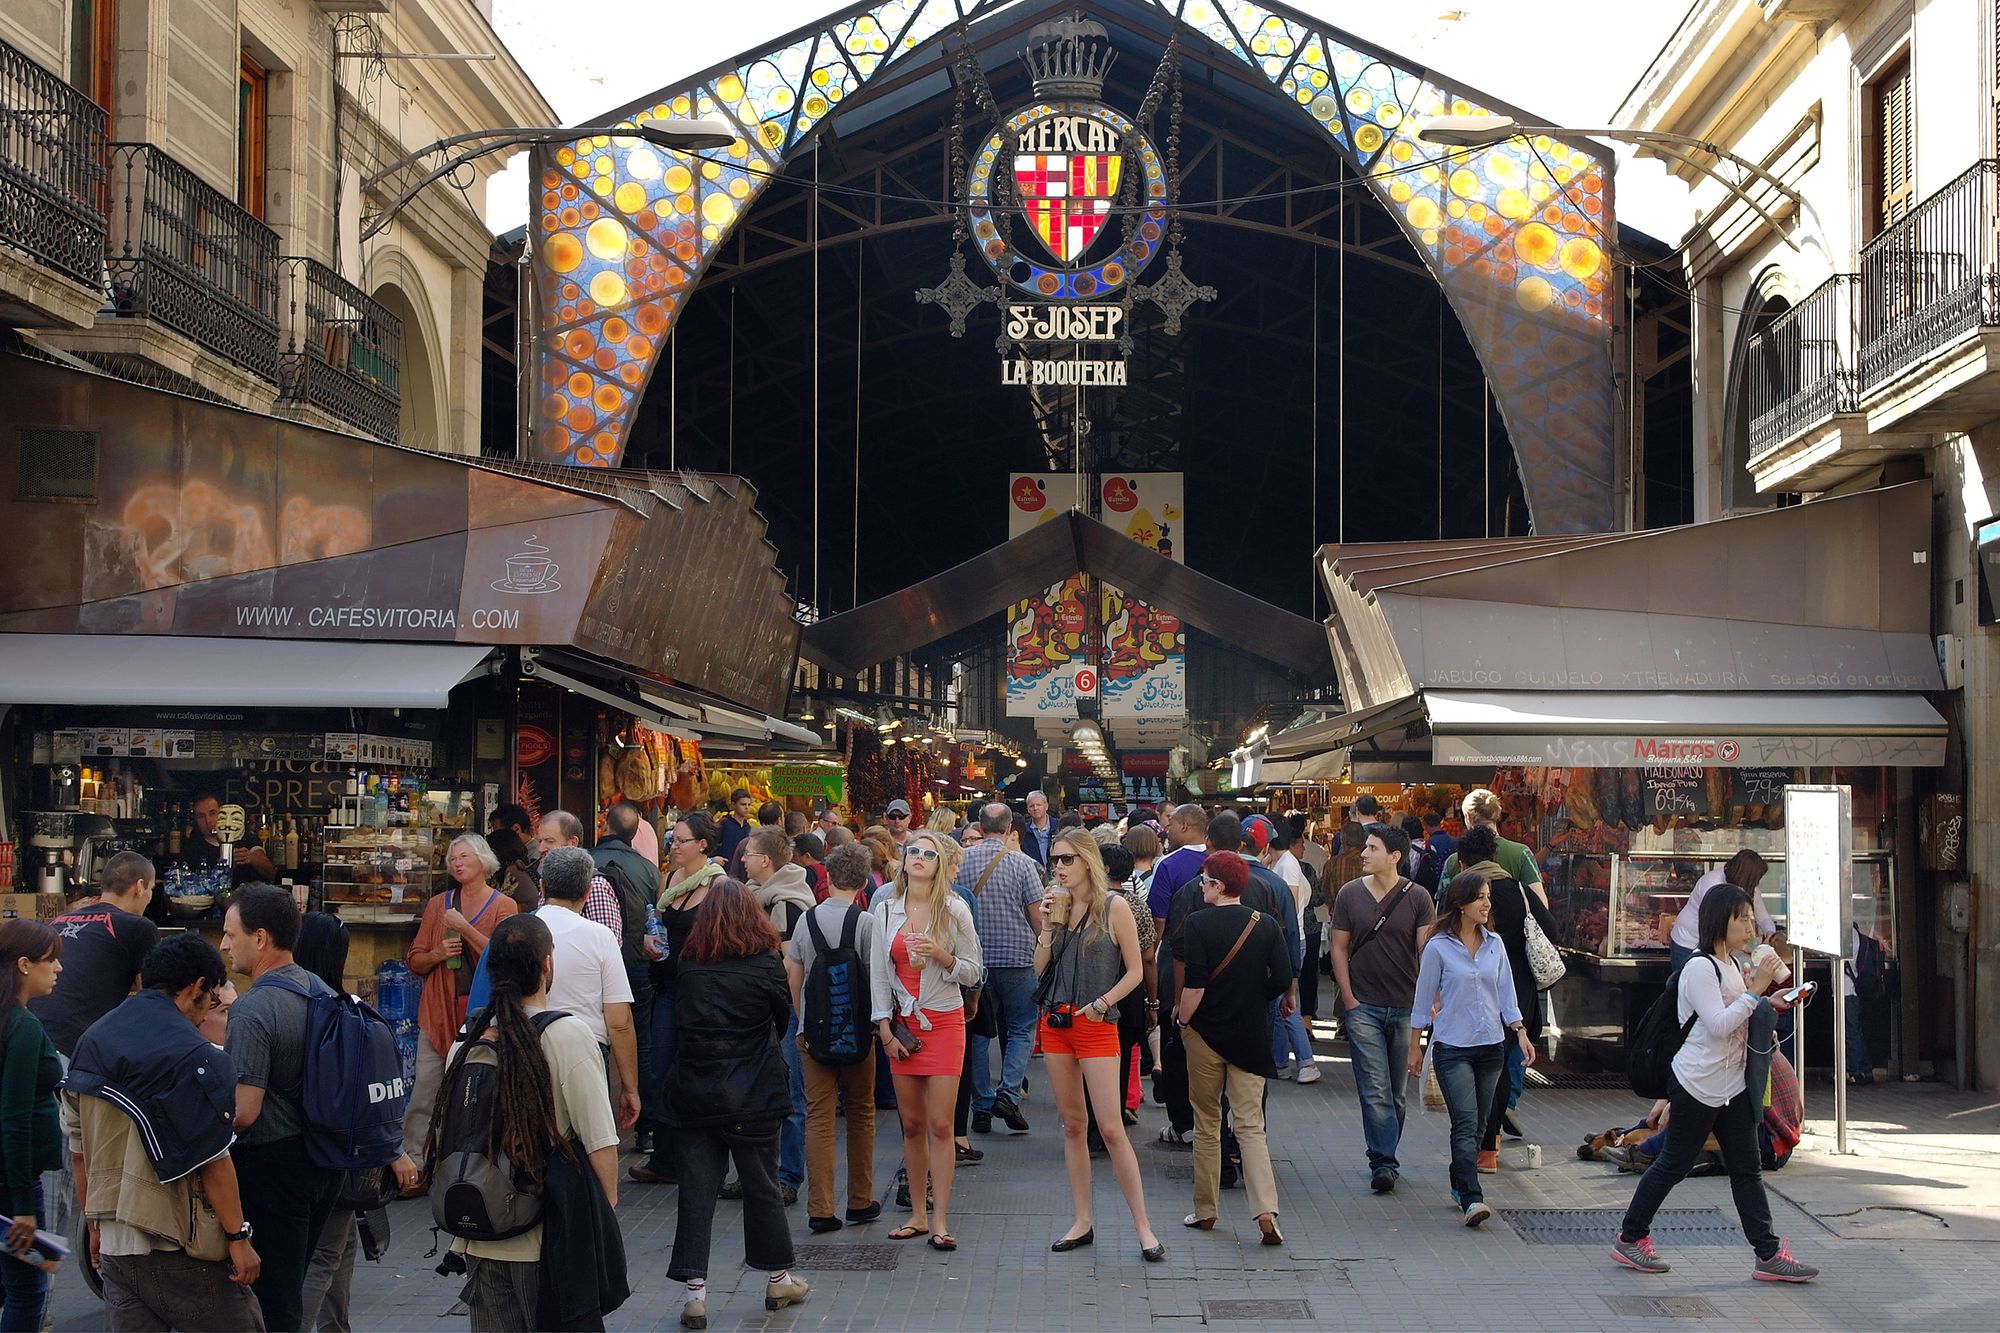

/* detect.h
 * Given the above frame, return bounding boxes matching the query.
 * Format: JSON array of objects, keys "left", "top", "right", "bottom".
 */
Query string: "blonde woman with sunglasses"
[
  {"left": 870, "top": 830, "right": 983, "bottom": 1251},
  {"left": 1034, "top": 833, "right": 1164, "bottom": 1262}
]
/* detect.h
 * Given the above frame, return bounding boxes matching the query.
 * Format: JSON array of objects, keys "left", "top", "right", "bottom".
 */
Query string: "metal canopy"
[
  {"left": 0, "top": 636, "right": 493, "bottom": 710},
  {"left": 798, "top": 510, "right": 1330, "bottom": 681}
]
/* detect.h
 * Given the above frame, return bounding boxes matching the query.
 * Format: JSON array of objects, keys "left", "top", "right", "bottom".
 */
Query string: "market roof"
[{"left": 797, "top": 509, "right": 1332, "bottom": 681}]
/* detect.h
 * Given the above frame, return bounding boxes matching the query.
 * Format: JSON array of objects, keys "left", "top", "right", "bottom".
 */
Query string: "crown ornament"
[{"left": 1022, "top": 15, "right": 1116, "bottom": 100}]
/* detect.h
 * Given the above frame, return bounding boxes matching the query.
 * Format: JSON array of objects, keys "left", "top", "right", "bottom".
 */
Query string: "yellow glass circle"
[
  {"left": 585, "top": 217, "right": 629, "bottom": 260},
  {"left": 717, "top": 74, "right": 745, "bottom": 101},
  {"left": 663, "top": 165, "right": 694, "bottom": 195},
  {"left": 1516, "top": 222, "right": 1562, "bottom": 271},
  {"left": 1560, "top": 236, "right": 1605, "bottom": 280},
  {"left": 614, "top": 182, "right": 648, "bottom": 214},
  {"left": 1516, "top": 275, "right": 1555, "bottom": 312},
  {"left": 626, "top": 148, "right": 661, "bottom": 181},
  {"left": 590, "top": 271, "right": 628, "bottom": 306},
  {"left": 1404, "top": 196, "right": 1441, "bottom": 231},
  {"left": 1496, "top": 188, "right": 1534, "bottom": 220},
  {"left": 1449, "top": 168, "right": 1482, "bottom": 199},
  {"left": 1354, "top": 123, "right": 1384, "bottom": 154},
  {"left": 543, "top": 232, "right": 584, "bottom": 273},
  {"left": 702, "top": 193, "right": 736, "bottom": 225},
  {"left": 1485, "top": 153, "right": 1527, "bottom": 189}
]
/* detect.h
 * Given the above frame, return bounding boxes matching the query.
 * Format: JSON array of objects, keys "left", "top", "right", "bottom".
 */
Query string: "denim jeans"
[
  {"left": 1271, "top": 940, "right": 1314, "bottom": 1069},
  {"left": 779, "top": 1010, "right": 807, "bottom": 1188},
  {"left": 101, "top": 1248, "right": 267, "bottom": 1332},
  {"left": 643, "top": 987, "right": 680, "bottom": 1174},
  {"left": 0, "top": 1181, "right": 46, "bottom": 1333},
  {"left": 1845, "top": 994, "right": 1872, "bottom": 1079},
  {"left": 1621, "top": 1083, "right": 1778, "bottom": 1260},
  {"left": 1431, "top": 1040, "right": 1504, "bottom": 1205},
  {"left": 1343, "top": 1004, "right": 1411, "bottom": 1170},
  {"left": 669, "top": 1123, "right": 795, "bottom": 1281},
  {"left": 969, "top": 965, "right": 1039, "bottom": 1112}
]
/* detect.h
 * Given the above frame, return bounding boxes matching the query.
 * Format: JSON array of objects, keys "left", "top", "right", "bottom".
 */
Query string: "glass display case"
[{"left": 320, "top": 826, "right": 435, "bottom": 912}]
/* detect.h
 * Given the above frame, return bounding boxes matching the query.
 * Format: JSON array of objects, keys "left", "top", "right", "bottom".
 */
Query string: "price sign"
[{"left": 1783, "top": 784, "right": 1852, "bottom": 956}]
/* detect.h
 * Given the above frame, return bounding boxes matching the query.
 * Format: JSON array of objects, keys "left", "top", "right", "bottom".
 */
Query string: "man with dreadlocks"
[{"left": 425, "top": 913, "right": 623, "bottom": 1330}]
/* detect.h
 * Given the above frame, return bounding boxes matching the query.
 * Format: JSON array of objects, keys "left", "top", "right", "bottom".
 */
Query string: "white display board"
[{"left": 1783, "top": 784, "right": 1853, "bottom": 957}]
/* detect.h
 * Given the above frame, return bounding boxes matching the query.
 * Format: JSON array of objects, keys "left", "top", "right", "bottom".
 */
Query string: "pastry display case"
[{"left": 320, "top": 826, "right": 435, "bottom": 913}]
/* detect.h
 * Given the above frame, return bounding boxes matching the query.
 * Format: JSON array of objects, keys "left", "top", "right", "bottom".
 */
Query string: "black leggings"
[{"left": 1620, "top": 1083, "right": 1779, "bottom": 1260}]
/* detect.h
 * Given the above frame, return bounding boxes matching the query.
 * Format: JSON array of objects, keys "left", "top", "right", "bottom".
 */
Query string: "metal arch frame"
[{"left": 528, "top": 0, "right": 1624, "bottom": 533}]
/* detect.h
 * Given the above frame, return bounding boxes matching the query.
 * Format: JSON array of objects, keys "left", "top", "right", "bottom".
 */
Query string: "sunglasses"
[
  {"left": 1049, "top": 852, "right": 1082, "bottom": 866},
  {"left": 905, "top": 846, "right": 940, "bottom": 861},
  {"left": 1199, "top": 875, "right": 1225, "bottom": 887},
  {"left": 887, "top": 813, "right": 909, "bottom": 820}
]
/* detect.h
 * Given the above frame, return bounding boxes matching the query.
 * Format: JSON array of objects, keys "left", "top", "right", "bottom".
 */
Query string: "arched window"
[{"left": 1720, "top": 287, "right": 1793, "bottom": 512}]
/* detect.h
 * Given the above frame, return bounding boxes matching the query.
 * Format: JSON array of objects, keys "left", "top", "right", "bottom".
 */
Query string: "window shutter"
[{"left": 1878, "top": 57, "right": 1915, "bottom": 229}]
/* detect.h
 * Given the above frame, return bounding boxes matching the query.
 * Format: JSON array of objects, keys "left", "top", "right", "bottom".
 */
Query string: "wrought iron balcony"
[
  {"left": 1745, "top": 275, "right": 1856, "bottom": 463},
  {"left": 279, "top": 256, "right": 402, "bottom": 441},
  {"left": 0, "top": 35, "right": 107, "bottom": 289},
  {"left": 103, "top": 142, "right": 279, "bottom": 381},
  {"left": 1857, "top": 159, "right": 2000, "bottom": 395}
]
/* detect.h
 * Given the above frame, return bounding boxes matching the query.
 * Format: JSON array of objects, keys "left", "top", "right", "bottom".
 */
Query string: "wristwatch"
[{"left": 225, "top": 1221, "right": 254, "bottom": 1243}]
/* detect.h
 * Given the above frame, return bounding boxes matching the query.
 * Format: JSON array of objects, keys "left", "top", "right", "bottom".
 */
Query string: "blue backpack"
[{"left": 257, "top": 973, "right": 410, "bottom": 1171}]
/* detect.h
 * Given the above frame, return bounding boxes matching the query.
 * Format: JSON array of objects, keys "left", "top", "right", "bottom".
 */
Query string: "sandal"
[
  {"left": 886, "top": 1223, "right": 926, "bottom": 1240},
  {"left": 928, "top": 1232, "right": 957, "bottom": 1251}
]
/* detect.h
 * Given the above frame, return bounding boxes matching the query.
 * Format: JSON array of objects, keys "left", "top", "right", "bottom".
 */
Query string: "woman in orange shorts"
[
  {"left": 1034, "top": 832, "right": 1163, "bottom": 1262},
  {"left": 870, "top": 829, "right": 983, "bottom": 1251}
]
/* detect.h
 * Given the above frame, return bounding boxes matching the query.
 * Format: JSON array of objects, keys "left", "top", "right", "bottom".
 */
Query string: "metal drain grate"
[
  {"left": 1503, "top": 1208, "right": 1739, "bottom": 1245},
  {"left": 790, "top": 1244, "right": 901, "bottom": 1271},
  {"left": 1603, "top": 1295, "right": 1721, "bottom": 1319},
  {"left": 1203, "top": 1299, "right": 1313, "bottom": 1321}
]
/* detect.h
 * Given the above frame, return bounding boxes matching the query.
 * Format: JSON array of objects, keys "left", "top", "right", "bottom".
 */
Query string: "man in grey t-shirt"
[
  {"left": 1328, "top": 823, "right": 1436, "bottom": 1194},
  {"left": 785, "top": 843, "right": 884, "bottom": 1232}
]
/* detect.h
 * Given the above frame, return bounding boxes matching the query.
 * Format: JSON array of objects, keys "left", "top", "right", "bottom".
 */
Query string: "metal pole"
[
  {"left": 1832, "top": 947, "right": 1849, "bottom": 1153},
  {"left": 1792, "top": 944, "right": 1807, "bottom": 1118}
]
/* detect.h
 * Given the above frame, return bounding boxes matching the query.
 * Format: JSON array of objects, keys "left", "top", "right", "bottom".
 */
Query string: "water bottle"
[{"left": 646, "top": 904, "right": 668, "bottom": 959}]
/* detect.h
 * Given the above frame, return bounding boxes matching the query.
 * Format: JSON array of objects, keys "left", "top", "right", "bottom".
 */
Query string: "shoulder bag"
[{"left": 1517, "top": 880, "right": 1566, "bottom": 990}]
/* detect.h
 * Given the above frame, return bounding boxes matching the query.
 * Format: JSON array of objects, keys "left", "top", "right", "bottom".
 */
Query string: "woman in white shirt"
[{"left": 1613, "top": 884, "right": 1818, "bottom": 1283}]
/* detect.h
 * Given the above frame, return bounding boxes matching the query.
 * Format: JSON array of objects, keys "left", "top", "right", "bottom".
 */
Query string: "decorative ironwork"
[
  {"left": 1857, "top": 158, "right": 2000, "bottom": 394},
  {"left": 1745, "top": 274, "right": 1856, "bottom": 462},
  {"left": 915, "top": 252, "right": 997, "bottom": 337},
  {"left": 0, "top": 35, "right": 107, "bottom": 289},
  {"left": 279, "top": 256, "right": 402, "bottom": 441},
  {"left": 103, "top": 143, "right": 280, "bottom": 382},
  {"left": 1131, "top": 250, "right": 1216, "bottom": 335}
]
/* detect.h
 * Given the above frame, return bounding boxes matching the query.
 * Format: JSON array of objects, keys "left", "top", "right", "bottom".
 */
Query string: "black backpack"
[
  {"left": 1627, "top": 957, "right": 1721, "bottom": 1100},
  {"left": 430, "top": 1010, "right": 570, "bottom": 1241},
  {"left": 801, "top": 905, "right": 871, "bottom": 1067},
  {"left": 589, "top": 847, "right": 655, "bottom": 971}
]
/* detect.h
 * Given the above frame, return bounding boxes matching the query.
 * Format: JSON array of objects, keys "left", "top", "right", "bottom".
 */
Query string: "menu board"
[
  {"left": 1641, "top": 767, "right": 1710, "bottom": 820},
  {"left": 1730, "top": 768, "right": 1791, "bottom": 807},
  {"left": 1784, "top": 784, "right": 1852, "bottom": 956}
]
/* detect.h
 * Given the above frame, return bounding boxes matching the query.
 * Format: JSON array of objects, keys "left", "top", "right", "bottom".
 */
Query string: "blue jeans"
[
  {"left": 1271, "top": 940, "right": 1314, "bottom": 1068},
  {"left": 970, "top": 965, "right": 1039, "bottom": 1112},
  {"left": 780, "top": 1010, "right": 806, "bottom": 1187},
  {"left": 644, "top": 987, "right": 680, "bottom": 1173},
  {"left": 0, "top": 1182, "right": 46, "bottom": 1332},
  {"left": 1344, "top": 1003, "right": 1411, "bottom": 1170},
  {"left": 1432, "top": 1040, "right": 1505, "bottom": 1205}
]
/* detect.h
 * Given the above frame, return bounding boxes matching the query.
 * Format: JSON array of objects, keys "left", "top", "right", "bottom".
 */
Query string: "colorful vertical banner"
[
  {"left": 1006, "top": 474, "right": 1089, "bottom": 718},
  {"left": 1098, "top": 473, "right": 1186, "bottom": 720}
]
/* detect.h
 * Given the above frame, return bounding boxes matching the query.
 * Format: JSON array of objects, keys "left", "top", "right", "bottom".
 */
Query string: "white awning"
[
  {"left": 525, "top": 654, "right": 822, "bottom": 751},
  {"left": 1424, "top": 690, "right": 1947, "bottom": 768},
  {"left": 0, "top": 635, "right": 493, "bottom": 709}
]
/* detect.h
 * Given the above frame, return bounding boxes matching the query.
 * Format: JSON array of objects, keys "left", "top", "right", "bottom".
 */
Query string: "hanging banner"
[
  {"left": 1098, "top": 473, "right": 1186, "bottom": 720},
  {"left": 1007, "top": 474, "right": 1090, "bottom": 718}
]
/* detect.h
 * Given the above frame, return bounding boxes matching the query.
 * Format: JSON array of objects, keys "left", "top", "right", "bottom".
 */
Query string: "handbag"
[
  {"left": 1420, "top": 1043, "right": 1446, "bottom": 1113},
  {"left": 888, "top": 1015, "right": 924, "bottom": 1055},
  {"left": 1517, "top": 880, "right": 1566, "bottom": 990}
]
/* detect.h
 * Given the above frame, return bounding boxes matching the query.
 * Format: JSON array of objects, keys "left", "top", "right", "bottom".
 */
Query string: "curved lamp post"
[{"left": 1417, "top": 114, "right": 1804, "bottom": 249}]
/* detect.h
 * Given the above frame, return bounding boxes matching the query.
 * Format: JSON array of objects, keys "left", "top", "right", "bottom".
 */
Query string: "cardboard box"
[{"left": 0, "top": 893, "right": 65, "bottom": 921}]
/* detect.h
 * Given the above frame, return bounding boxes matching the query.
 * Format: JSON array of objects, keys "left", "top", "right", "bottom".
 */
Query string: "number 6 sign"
[{"left": 1073, "top": 667, "right": 1099, "bottom": 698}]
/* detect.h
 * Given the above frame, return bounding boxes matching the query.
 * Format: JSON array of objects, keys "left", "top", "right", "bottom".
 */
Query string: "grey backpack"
[{"left": 429, "top": 1010, "right": 569, "bottom": 1242}]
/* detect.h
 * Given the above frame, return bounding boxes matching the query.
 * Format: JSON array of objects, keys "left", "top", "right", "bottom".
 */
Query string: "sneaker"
[
  {"left": 845, "top": 1201, "right": 883, "bottom": 1224},
  {"left": 955, "top": 1142, "right": 984, "bottom": 1165},
  {"left": 1602, "top": 1145, "right": 1655, "bottom": 1174},
  {"left": 972, "top": 1110, "right": 993, "bottom": 1135},
  {"left": 780, "top": 1182, "right": 799, "bottom": 1206},
  {"left": 765, "top": 1275, "right": 811, "bottom": 1311},
  {"left": 634, "top": 1130, "right": 655, "bottom": 1155},
  {"left": 719, "top": 1178, "right": 744, "bottom": 1200},
  {"left": 1274, "top": 1060, "right": 1295, "bottom": 1081},
  {"left": 1502, "top": 1107, "right": 1524, "bottom": 1138},
  {"left": 680, "top": 1296, "right": 707, "bottom": 1330},
  {"left": 1295, "top": 1063, "right": 1322, "bottom": 1085},
  {"left": 1369, "top": 1167, "right": 1397, "bottom": 1194},
  {"left": 1752, "top": 1245, "right": 1818, "bottom": 1283},
  {"left": 808, "top": 1215, "right": 842, "bottom": 1233},
  {"left": 1476, "top": 1150, "right": 1499, "bottom": 1174},
  {"left": 1463, "top": 1200, "right": 1491, "bottom": 1227},
  {"left": 995, "top": 1094, "right": 1030, "bottom": 1134},
  {"left": 1611, "top": 1235, "right": 1671, "bottom": 1273}
]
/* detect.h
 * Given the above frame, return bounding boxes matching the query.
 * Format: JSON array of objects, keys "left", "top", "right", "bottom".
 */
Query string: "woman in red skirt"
[{"left": 870, "top": 829, "right": 984, "bottom": 1251}]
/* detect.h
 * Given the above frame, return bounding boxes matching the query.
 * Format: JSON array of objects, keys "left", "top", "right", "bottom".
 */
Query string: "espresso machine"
[{"left": 27, "top": 812, "right": 74, "bottom": 896}]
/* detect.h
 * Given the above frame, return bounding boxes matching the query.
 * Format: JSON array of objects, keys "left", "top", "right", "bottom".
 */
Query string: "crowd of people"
[{"left": 0, "top": 786, "right": 1818, "bottom": 1333}]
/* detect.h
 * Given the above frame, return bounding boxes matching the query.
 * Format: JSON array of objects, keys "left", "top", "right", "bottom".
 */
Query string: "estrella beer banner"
[
  {"left": 1006, "top": 474, "right": 1089, "bottom": 718},
  {"left": 1098, "top": 474, "right": 1185, "bottom": 720}
]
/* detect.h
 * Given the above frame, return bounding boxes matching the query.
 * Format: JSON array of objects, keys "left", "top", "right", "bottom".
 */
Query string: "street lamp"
[
  {"left": 359, "top": 118, "right": 737, "bottom": 241},
  {"left": 1416, "top": 114, "right": 1805, "bottom": 249}
]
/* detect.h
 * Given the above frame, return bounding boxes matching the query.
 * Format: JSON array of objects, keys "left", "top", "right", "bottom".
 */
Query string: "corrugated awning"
[
  {"left": 1424, "top": 690, "right": 1947, "bottom": 768},
  {"left": 0, "top": 635, "right": 492, "bottom": 709},
  {"left": 526, "top": 649, "right": 823, "bottom": 751}
]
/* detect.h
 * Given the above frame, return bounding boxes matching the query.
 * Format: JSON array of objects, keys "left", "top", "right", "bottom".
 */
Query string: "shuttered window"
[{"left": 1868, "top": 54, "right": 1915, "bottom": 238}]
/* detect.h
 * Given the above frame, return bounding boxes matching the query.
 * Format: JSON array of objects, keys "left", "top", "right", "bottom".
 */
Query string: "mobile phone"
[{"left": 1779, "top": 981, "right": 1817, "bottom": 1005}]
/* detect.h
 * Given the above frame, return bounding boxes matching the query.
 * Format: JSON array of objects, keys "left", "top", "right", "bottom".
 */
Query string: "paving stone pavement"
[{"left": 46, "top": 1022, "right": 2000, "bottom": 1330}]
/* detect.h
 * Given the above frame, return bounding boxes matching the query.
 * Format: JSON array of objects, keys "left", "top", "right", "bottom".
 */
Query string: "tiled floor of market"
[{"left": 48, "top": 1026, "right": 2000, "bottom": 1330}]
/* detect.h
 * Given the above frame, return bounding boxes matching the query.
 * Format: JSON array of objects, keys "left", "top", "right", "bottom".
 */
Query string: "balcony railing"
[
  {"left": 0, "top": 35, "right": 107, "bottom": 289},
  {"left": 103, "top": 142, "right": 279, "bottom": 382},
  {"left": 1857, "top": 159, "right": 2000, "bottom": 394},
  {"left": 279, "top": 256, "right": 402, "bottom": 440},
  {"left": 1746, "top": 275, "right": 1857, "bottom": 462}
]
